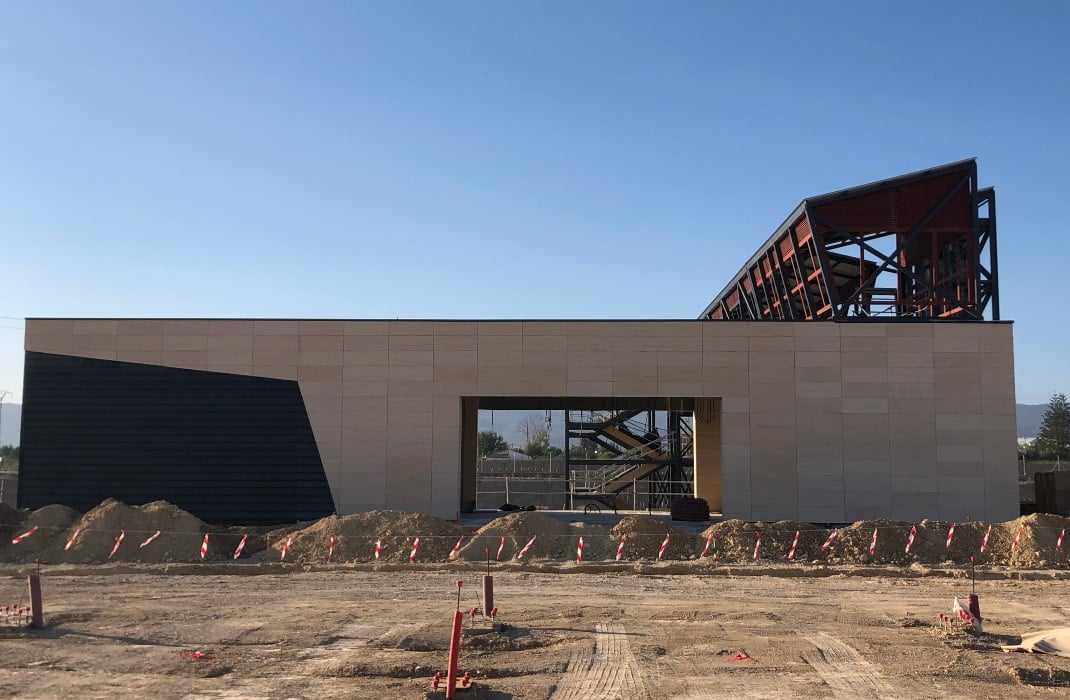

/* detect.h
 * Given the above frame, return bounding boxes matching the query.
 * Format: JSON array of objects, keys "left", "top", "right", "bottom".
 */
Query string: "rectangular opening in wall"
[{"left": 460, "top": 397, "right": 717, "bottom": 515}]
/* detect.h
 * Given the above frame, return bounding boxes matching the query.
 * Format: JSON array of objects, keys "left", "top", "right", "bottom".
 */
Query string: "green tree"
[
  {"left": 0, "top": 445, "right": 17, "bottom": 472},
  {"left": 1036, "top": 392, "right": 1070, "bottom": 458},
  {"left": 522, "top": 429, "right": 563, "bottom": 458},
  {"left": 477, "top": 430, "right": 509, "bottom": 457},
  {"left": 569, "top": 438, "right": 612, "bottom": 460}
]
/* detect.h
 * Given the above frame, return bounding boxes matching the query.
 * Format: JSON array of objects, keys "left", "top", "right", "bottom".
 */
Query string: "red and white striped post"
[
  {"left": 408, "top": 537, "right": 420, "bottom": 563},
  {"left": 281, "top": 536, "right": 292, "bottom": 561},
  {"left": 374, "top": 538, "right": 381, "bottom": 560},
  {"left": 328, "top": 536, "right": 335, "bottom": 563},
  {"left": 495, "top": 536, "right": 505, "bottom": 561},
  {"left": 945, "top": 523, "right": 956, "bottom": 550},
  {"left": 700, "top": 535, "right": 713, "bottom": 559},
  {"left": 64, "top": 528, "right": 82, "bottom": 551},
  {"left": 868, "top": 528, "right": 878, "bottom": 557},
  {"left": 199, "top": 533, "right": 209, "bottom": 560},
  {"left": 576, "top": 537, "right": 584, "bottom": 564},
  {"left": 820, "top": 529, "right": 838, "bottom": 552},
  {"left": 905, "top": 525, "right": 917, "bottom": 554},
  {"left": 448, "top": 536, "right": 464, "bottom": 561},
  {"left": 657, "top": 533, "right": 670, "bottom": 561},
  {"left": 517, "top": 535, "right": 536, "bottom": 560},
  {"left": 752, "top": 532, "right": 761, "bottom": 560},
  {"left": 233, "top": 534, "right": 248, "bottom": 559},
  {"left": 110, "top": 530, "right": 126, "bottom": 559},
  {"left": 1011, "top": 525, "right": 1024, "bottom": 553},
  {"left": 1058, "top": 529, "right": 1066, "bottom": 552},
  {"left": 615, "top": 535, "right": 627, "bottom": 561},
  {"left": 140, "top": 531, "right": 161, "bottom": 549},
  {"left": 11, "top": 526, "right": 38, "bottom": 545},
  {"left": 787, "top": 530, "right": 800, "bottom": 560},
  {"left": 980, "top": 525, "right": 992, "bottom": 554}
]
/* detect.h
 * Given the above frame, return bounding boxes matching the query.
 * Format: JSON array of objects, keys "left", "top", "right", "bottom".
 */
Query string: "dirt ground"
[{"left": 2, "top": 563, "right": 1069, "bottom": 699}]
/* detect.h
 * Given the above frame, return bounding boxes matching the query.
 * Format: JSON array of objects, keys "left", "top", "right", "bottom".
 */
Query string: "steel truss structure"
[
  {"left": 699, "top": 159, "right": 999, "bottom": 321},
  {"left": 564, "top": 410, "right": 694, "bottom": 510}
]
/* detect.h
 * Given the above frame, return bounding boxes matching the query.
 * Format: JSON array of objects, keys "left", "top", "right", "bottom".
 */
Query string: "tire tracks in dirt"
[
  {"left": 550, "top": 622, "right": 649, "bottom": 700},
  {"left": 801, "top": 631, "right": 900, "bottom": 699}
]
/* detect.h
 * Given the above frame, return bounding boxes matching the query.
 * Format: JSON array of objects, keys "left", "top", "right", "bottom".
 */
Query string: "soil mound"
[
  {"left": 40, "top": 499, "right": 213, "bottom": 564},
  {"left": 609, "top": 516, "right": 696, "bottom": 560},
  {"left": 274, "top": 510, "right": 463, "bottom": 563},
  {"left": 0, "top": 503, "right": 24, "bottom": 528},
  {"left": 457, "top": 512, "right": 610, "bottom": 561},
  {"left": 3, "top": 504, "right": 81, "bottom": 561},
  {"left": 701, "top": 520, "right": 818, "bottom": 562}
]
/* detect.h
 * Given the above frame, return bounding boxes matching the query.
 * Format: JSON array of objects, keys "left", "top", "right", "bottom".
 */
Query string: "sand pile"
[
  {"left": 273, "top": 511, "right": 463, "bottom": 563},
  {"left": 997, "top": 514, "right": 1070, "bottom": 568},
  {"left": 457, "top": 512, "right": 611, "bottom": 561},
  {"left": 701, "top": 520, "right": 820, "bottom": 562},
  {"left": 39, "top": 499, "right": 214, "bottom": 564},
  {"left": 609, "top": 516, "right": 696, "bottom": 560},
  {"left": 2, "top": 504, "right": 81, "bottom": 562}
]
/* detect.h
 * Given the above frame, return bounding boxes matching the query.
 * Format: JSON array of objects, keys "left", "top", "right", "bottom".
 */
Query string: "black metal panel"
[{"left": 19, "top": 352, "right": 335, "bottom": 524}]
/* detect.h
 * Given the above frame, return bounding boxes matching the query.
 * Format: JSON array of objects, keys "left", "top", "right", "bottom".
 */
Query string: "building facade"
[{"left": 20, "top": 318, "right": 1017, "bottom": 523}]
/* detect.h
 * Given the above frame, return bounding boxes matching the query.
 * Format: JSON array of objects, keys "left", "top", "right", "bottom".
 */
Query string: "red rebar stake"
[{"left": 445, "top": 609, "right": 463, "bottom": 699}]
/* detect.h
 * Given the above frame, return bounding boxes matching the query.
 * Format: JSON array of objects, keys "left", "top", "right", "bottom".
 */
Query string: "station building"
[{"left": 19, "top": 160, "right": 1017, "bottom": 524}]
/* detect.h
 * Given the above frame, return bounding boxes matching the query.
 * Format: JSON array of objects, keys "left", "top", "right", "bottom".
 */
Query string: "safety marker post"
[
  {"left": 448, "top": 536, "right": 464, "bottom": 561},
  {"left": 328, "top": 536, "right": 335, "bottom": 563},
  {"left": 233, "top": 534, "right": 248, "bottom": 559},
  {"left": 374, "top": 538, "right": 382, "bottom": 560},
  {"left": 752, "top": 532, "right": 761, "bottom": 560},
  {"left": 615, "top": 535, "right": 627, "bottom": 561},
  {"left": 905, "top": 525, "right": 917, "bottom": 554},
  {"left": 787, "top": 530, "right": 800, "bottom": 560},
  {"left": 11, "top": 526, "right": 38, "bottom": 545},
  {"left": 946, "top": 523, "right": 956, "bottom": 550},
  {"left": 28, "top": 564, "right": 43, "bottom": 629},
  {"left": 64, "top": 528, "right": 82, "bottom": 551},
  {"left": 700, "top": 535, "right": 714, "bottom": 559},
  {"left": 576, "top": 537, "right": 584, "bottom": 563},
  {"left": 980, "top": 525, "right": 992, "bottom": 553},
  {"left": 868, "top": 528, "right": 878, "bottom": 557},
  {"left": 408, "top": 537, "right": 420, "bottom": 563},
  {"left": 657, "top": 533, "right": 670, "bottom": 561},
  {"left": 1058, "top": 529, "right": 1065, "bottom": 552},
  {"left": 482, "top": 549, "right": 494, "bottom": 616},
  {"left": 281, "top": 536, "right": 293, "bottom": 561},
  {"left": 820, "top": 529, "right": 838, "bottom": 551},
  {"left": 140, "top": 531, "right": 161, "bottom": 548},
  {"left": 1011, "top": 525, "right": 1024, "bottom": 553},
  {"left": 442, "top": 603, "right": 464, "bottom": 700},
  {"left": 495, "top": 536, "right": 505, "bottom": 561},
  {"left": 516, "top": 535, "right": 536, "bottom": 560},
  {"left": 199, "top": 533, "right": 210, "bottom": 560},
  {"left": 109, "top": 530, "right": 125, "bottom": 559}
]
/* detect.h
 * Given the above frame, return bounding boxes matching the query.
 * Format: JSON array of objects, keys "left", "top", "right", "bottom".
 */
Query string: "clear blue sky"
[{"left": 1, "top": 1, "right": 1067, "bottom": 406}]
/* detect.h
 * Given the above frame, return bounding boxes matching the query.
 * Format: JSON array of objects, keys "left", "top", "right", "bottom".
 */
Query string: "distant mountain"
[
  {"left": 0, "top": 403, "right": 19, "bottom": 446},
  {"left": 1017, "top": 403, "right": 1047, "bottom": 439}
]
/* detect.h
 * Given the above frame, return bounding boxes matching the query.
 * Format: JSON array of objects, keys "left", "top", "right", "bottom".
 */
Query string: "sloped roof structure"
[{"left": 699, "top": 159, "right": 998, "bottom": 321}]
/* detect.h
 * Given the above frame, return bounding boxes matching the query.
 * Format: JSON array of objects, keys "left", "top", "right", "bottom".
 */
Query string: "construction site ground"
[{"left": 2, "top": 563, "right": 1070, "bottom": 699}]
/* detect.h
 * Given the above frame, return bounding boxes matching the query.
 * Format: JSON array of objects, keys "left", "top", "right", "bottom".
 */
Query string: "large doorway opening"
[{"left": 460, "top": 397, "right": 720, "bottom": 513}]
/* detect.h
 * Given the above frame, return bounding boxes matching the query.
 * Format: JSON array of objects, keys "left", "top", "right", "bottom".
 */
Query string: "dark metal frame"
[
  {"left": 563, "top": 409, "right": 694, "bottom": 509},
  {"left": 698, "top": 159, "right": 999, "bottom": 321}
]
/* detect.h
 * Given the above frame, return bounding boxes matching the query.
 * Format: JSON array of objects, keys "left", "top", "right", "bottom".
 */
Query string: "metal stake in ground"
[
  {"left": 28, "top": 559, "right": 43, "bottom": 629},
  {"left": 483, "top": 549, "right": 495, "bottom": 617}
]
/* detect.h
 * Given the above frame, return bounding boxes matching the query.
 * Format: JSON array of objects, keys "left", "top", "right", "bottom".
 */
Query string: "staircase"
[{"left": 566, "top": 410, "right": 693, "bottom": 509}]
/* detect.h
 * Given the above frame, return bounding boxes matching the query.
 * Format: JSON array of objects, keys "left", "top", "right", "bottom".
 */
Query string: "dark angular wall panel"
[{"left": 19, "top": 352, "right": 336, "bottom": 524}]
